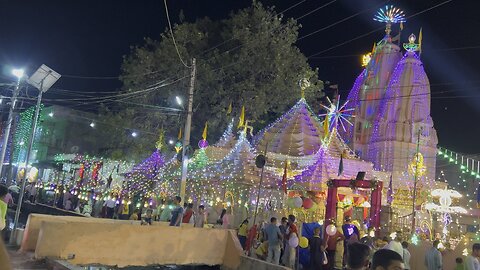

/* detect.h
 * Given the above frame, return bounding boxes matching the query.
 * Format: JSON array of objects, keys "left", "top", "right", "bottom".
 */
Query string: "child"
[
  {"left": 141, "top": 209, "right": 153, "bottom": 225},
  {"left": 0, "top": 185, "right": 8, "bottom": 230},
  {"left": 130, "top": 209, "right": 140, "bottom": 220},
  {"left": 255, "top": 241, "right": 268, "bottom": 260},
  {"left": 455, "top": 257, "right": 465, "bottom": 270}
]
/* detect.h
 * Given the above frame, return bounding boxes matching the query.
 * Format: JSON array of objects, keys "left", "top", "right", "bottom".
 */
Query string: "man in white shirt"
[
  {"left": 466, "top": 243, "right": 480, "bottom": 270},
  {"left": 103, "top": 198, "right": 116, "bottom": 219},
  {"left": 425, "top": 240, "right": 442, "bottom": 270}
]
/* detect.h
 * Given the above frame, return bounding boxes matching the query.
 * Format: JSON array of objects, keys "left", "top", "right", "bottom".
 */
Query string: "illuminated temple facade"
[{"left": 345, "top": 32, "right": 438, "bottom": 206}]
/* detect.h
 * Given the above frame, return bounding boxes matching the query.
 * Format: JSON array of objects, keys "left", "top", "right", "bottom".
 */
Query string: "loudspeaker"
[{"left": 355, "top": 171, "right": 366, "bottom": 181}]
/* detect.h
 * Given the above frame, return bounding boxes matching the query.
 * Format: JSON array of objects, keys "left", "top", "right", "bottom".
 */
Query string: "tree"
[{"left": 114, "top": 2, "right": 323, "bottom": 158}]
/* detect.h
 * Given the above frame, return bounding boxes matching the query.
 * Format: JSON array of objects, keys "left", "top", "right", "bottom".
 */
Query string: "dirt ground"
[{"left": 7, "top": 246, "right": 48, "bottom": 270}]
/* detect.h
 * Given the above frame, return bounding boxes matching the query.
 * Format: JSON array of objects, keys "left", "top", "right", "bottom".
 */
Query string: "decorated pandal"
[{"left": 28, "top": 6, "right": 478, "bottom": 248}]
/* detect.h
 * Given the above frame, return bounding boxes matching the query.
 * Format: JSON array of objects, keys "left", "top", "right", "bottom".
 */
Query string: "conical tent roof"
[
  {"left": 254, "top": 98, "right": 323, "bottom": 157},
  {"left": 124, "top": 150, "right": 166, "bottom": 196}
]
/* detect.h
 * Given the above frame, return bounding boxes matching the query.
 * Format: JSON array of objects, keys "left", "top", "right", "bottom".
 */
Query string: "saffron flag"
[
  {"left": 227, "top": 102, "right": 232, "bottom": 115},
  {"left": 387, "top": 174, "right": 393, "bottom": 205},
  {"left": 282, "top": 161, "right": 288, "bottom": 194},
  {"left": 202, "top": 122, "right": 208, "bottom": 140},
  {"left": 338, "top": 152, "right": 344, "bottom": 176},
  {"left": 238, "top": 106, "right": 245, "bottom": 128},
  {"left": 419, "top": 28, "right": 423, "bottom": 54},
  {"left": 177, "top": 128, "right": 182, "bottom": 140},
  {"left": 323, "top": 116, "right": 329, "bottom": 139}
]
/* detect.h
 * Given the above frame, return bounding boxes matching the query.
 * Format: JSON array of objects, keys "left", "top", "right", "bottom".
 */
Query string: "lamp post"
[
  {"left": 0, "top": 69, "right": 24, "bottom": 179},
  {"left": 10, "top": 65, "right": 60, "bottom": 244}
]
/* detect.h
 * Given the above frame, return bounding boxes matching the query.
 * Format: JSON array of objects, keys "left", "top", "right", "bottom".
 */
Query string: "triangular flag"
[
  {"left": 323, "top": 116, "right": 330, "bottom": 139},
  {"left": 418, "top": 28, "right": 423, "bottom": 54},
  {"left": 227, "top": 102, "right": 232, "bottom": 115},
  {"left": 238, "top": 106, "right": 245, "bottom": 128},
  {"left": 337, "top": 151, "right": 344, "bottom": 176},
  {"left": 282, "top": 161, "right": 288, "bottom": 194},
  {"left": 202, "top": 122, "right": 208, "bottom": 141},
  {"left": 177, "top": 128, "right": 182, "bottom": 141},
  {"left": 372, "top": 43, "right": 376, "bottom": 53}
]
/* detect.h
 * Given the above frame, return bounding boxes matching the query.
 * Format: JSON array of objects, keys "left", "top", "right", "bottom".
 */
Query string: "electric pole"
[
  {"left": 179, "top": 58, "right": 196, "bottom": 204},
  {"left": 0, "top": 80, "right": 22, "bottom": 178}
]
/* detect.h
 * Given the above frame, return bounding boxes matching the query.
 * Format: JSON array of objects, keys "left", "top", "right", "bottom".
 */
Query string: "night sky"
[{"left": 0, "top": 0, "right": 478, "bottom": 154}]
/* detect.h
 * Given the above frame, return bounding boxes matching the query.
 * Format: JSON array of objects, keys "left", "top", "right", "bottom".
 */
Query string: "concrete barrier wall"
[
  {"left": 20, "top": 214, "right": 190, "bottom": 252},
  {"left": 20, "top": 214, "right": 142, "bottom": 252},
  {"left": 35, "top": 221, "right": 238, "bottom": 268}
]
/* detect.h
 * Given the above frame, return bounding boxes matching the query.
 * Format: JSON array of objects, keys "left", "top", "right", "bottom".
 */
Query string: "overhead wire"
[
  {"left": 163, "top": 0, "right": 190, "bottom": 68},
  {"left": 307, "top": 0, "right": 454, "bottom": 58}
]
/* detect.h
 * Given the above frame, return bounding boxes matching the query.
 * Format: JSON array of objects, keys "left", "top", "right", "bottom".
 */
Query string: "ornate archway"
[{"left": 325, "top": 179, "right": 383, "bottom": 230}]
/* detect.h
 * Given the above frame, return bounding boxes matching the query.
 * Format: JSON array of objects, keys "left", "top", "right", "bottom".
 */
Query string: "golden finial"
[{"left": 299, "top": 78, "right": 310, "bottom": 99}]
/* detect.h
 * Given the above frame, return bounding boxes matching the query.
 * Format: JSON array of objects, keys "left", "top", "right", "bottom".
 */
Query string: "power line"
[
  {"left": 164, "top": 0, "right": 190, "bottom": 68},
  {"left": 295, "top": 0, "right": 338, "bottom": 20},
  {"left": 307, "top": 0, "right": 454, "bottom": 58}
]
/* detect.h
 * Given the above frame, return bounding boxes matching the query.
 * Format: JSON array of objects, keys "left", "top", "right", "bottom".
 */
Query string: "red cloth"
[
  {"left": 325, "top": 231, "right": 344, "bottom": 250},
  {"left": 287, "top": 223, "right": 298, "bottom": 239},
  {"left": 182, "top": 209, "right": 194, "bottom": 223},
  {"left": 246, "top": 225, "right": 258, "bottom": 253}
]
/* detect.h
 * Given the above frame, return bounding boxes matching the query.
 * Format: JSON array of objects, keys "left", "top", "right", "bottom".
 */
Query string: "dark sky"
[{"left": 0, "top": 0, "right": 478, "bottom": 154}]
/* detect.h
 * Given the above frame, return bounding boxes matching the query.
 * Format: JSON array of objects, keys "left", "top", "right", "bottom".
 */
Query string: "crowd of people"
[{"left": 237, "top": 215, "right": 480, "bottom": 270}]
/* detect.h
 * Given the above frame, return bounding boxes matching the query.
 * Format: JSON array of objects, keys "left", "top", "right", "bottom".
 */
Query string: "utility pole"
[
  {"left": 10, "top": 83, "right": 44, "bottom": 244},
  {"left": 411, "top": 127, "right": 423, "bottom": 233},
  {"left": 179, "top": 58, "right": 196, "bottom": 204},
  {"left": 0, "top": 79, "right": 22, "bottom": 178},
  {"left": 10, "top": 65, "right": 60, "bottom": 244}
]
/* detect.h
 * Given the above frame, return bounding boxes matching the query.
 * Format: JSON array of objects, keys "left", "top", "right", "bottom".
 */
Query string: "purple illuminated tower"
[{"left": 369, "top": 34, "right": 438, "bottom": 189}]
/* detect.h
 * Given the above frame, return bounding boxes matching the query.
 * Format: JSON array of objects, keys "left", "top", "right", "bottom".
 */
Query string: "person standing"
[
  {"left": 238, "top": 219, "right": 249, "bottom": 250},
  {"left": 265, "top": 217, "right": 283, "bottom": 265},
  {"left": 283, "top": 214, "right": 298, "bottom": 268},
  {"left": 279, "top": 217, "right": 288, "bottom": 262},
  {"left": 118, "top": 203, "right": 130, "bottom": 220},
  {"left": 194, "top": 205, "right": 206, "bottom": 228},
  {"left": 182, "top": 203, "right": 194, "bottom": 223},
  {"left": 0, "top": 185, "right": 8, "bottom": 231},
  {"left": 309, "top": 227, "right": 325, "bottom": 270},
  {"left": 402, "top": 241, "right": 411, "bottom": 270},
  {"left": 103, "top": 198, "right": 116, "bottom": 219},
  {"left": 324, "top": 221, "right": 345, "bottom": 270},
  {"left": 169, "top": 196, "right": 183, "bottom": 226},
  {"left": 466, "top": 243, "right": 480, "bottom": 270},
  {"left": 425, "top": 240, "right": 442, "bottom": 270},
  {"left": 159, "top": 200, "right": 173, "bottom": 222}
]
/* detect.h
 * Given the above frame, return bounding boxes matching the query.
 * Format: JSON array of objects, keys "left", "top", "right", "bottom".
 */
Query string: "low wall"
[
  {"left": 34, "top": 220, "right": 242, "bottom": 268},
  {"left": 20, "top": 214, "right": 142, "bottom": 252}
]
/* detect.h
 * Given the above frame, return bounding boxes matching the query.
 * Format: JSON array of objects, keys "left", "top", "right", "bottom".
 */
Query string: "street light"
[
  {"left": 10, "top": 64, "right": 60, "bottom": 244},
  {"left": 90, "top": 122, "right": 95, "bottom": 128},
  {"left": 11, "top": 69, "right": 24, "bottom": 80},
  {"left": 0, "top": 68, "right": 25, "bottom": 179},
  {"left": 48, "top": 112, "right": 54, "bottom": 117},
  {"left": 131, "top": 132, "right": 138, "bottom": 137},
  {"left": 175, "top": 96, "right": 182, "bottom": 106},
  {"left": 168, "top": 139, "right": 174, "bottom": 145}
]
